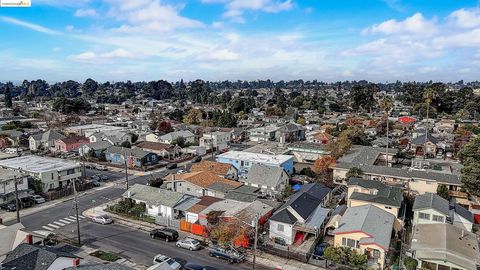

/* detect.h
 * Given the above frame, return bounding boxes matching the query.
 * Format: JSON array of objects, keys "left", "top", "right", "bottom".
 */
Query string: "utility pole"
[
  {"left": 252, "top": 214, "right": 259, "bottom": 270},
  {"left": 124, "top": 150, "right": 129, "bottom": 190},
  {"left": 14, "top": 175, "right": 20, "bottom": 223},
  {"left": 72, "top": 179, "right": 81, "bottom": 246}
]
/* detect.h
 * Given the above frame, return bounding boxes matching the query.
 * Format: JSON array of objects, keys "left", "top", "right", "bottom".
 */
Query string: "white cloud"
[
  {"left": 0, "top": 16, "right": 62, "bottom": 35},
  {"left": 204, "top": 0, "right": 293, "bottom": 22},
  {"left": 68, "top": 48, "right": 136, "bottom": 63},
  {"left": 105, "top": 0, "right": 204, "bottom": 33},
  {"left": 74, "top": 8, "right": 97, "bottom": 17},
  {"left": 448, "top": 8, "right": 480, "bottom": 28},
  {"left": 364, "top": 13, "right": 437, "bottom": 36}
]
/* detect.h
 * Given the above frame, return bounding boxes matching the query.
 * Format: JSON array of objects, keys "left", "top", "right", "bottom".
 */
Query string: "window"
[
  {"left": 342, "top": 238, "right": 359, "bottom": 248},
  {"left": 432, "top": 215, "right": 444, "bottom": 222},
  {"left": 419, "top": 212, "right": 430, "bottom": 220},
  {"left": 372, "top": 249, "right": 381, "bottom": 258},
  {"left": 186, "top": 188, "right": 190, "bottom": 191},
  {"left": 67, "top": 169, "right": 75, "bottom": 175},
  {"left": 277, "top": 224, "right": 284, "bottom": 232}
]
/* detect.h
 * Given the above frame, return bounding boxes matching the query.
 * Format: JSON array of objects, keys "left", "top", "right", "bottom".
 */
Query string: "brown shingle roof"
[
  {"left": 191, "top": 160, "right": 234, "bottom": 176},
  {"left": 59, "top": 136, "right": 89, "bottom": 144},
  {"left": 166, "top": 171, "right": 242, "bottom": 190},
  {"left": 187, "top": 196, "right": 223, "bottom": 214}
]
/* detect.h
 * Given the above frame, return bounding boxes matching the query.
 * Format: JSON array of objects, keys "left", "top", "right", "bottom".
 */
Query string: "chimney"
[
  {"left": 26, "top": 234, "right": 33, "bottom": 244},
  {"left": 73, "top": 258, "right": 80, "bottom": 267}
]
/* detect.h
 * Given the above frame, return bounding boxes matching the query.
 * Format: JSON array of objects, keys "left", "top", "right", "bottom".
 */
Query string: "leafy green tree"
[
  {"left": 346, "top": 167, "right": 364, "bottom": 180},
  {"left": 121, "top": 141, "right": 131, "bottom": 148},
  {"left": 437, "top": 184, "right": 450, "bottom": 200},
  {"left": 4, "top": 84, "right": 12, "bottom": 108},
  {"left": 324, "top": 246, "right": 341, "bottom": 263},
  {"left": 458, "top": 137, "right": 480, "bottom": 195},
  {"left": 172, "top": 136, "right": 186, "bottom": 148},
  {"left": 350, "top": 84, "right": 377, "bottom": 112},
  {"left": 280, "top": 185, "right": 294, "bottom": 200},
  {"left": 183, "top": 108, "right": 203, "bottom": 125},
  {"left": 404, "top": 256, "right": 418, "bottom": 270},
  {"left": 327, "top": 136, "right": 351, "bottom": 159},
  {"left": 82, "top": 78, "right": 98, "bottom": 96}
]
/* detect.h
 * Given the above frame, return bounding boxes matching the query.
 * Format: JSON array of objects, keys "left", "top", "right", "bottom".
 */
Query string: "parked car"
[
  {"left": 91, "top": 175, "right": 101, "bottom": 181},
  {"left": 1, "top": 202, "right": 17, "bottom": 212},
  {"left": 312, "top": 242, "right": 328, "bottom": 260},
  {"left": 32, "top": 195, "right": 46, "bottom": 204},
  {"left": 152, "top": 254, "right": 181, "bottom": 270},
  {"left": 166, "top": 163, "right": 177, "bottom": 169},
  {"left": 192, "top": 156, "right": 202, "bottom": 163},
  {"left": 177, "top": 169, "right": 186, "bottom": 174},
  {"left": 95, "top": 165, "right": 108, "bottom": 171},
  {"left": 91, "top": 215, "right": 113, "bottom": 225},
  {"left": 150, "top": 228, "right": 179, "bottom": 242},
  {"left": 99, "top": 175, "right": 109, "bottom": 181},
  {"left": 183, "top": 264, "right": 205, "bottom": 270},
  {"left": 176, "top": 237, "right": 201, "bottom": 251},
  {"left": 208, "top": 246, "right": 246, "bottom": 263}
]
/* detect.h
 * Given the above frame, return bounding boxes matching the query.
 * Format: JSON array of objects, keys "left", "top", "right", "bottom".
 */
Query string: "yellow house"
[{"left": 333, "top": 204, "right": 396, "bottom": 269}]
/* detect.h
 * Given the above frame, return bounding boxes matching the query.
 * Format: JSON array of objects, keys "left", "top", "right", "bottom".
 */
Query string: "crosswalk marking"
[
  {"left": 64, "top": 217, "right": 76, "bottom": 222},
  {"left": 53, "top": 221, "right": 66, "bottom": 226},
  {"left": 47, "top": 223, "right": 60, "bottom": 229},
  {"left": 79, "top": 215, "right": 86, "bottom": 219},
  {"left": 42, "top": 226, "right": 54, "bottom": 231},
  {"left": 59, "top": 219, "right": 71, "bottom": 224}
]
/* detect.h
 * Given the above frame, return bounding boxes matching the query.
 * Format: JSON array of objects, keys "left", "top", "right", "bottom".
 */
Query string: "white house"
[
  {"left": 0, "top": 155, "right": 81, "bottom": 192},
  {"left": 29, "top": 130, "right": 65, "bottom": 151},
  {"left": 0, "top": 168, "right": 28, "bottom": 204},
  {"left": 122, "top": 184, "right": 191, "bottom": 219},
  {"left": 199, "top": 131, "right": 230, "bottom": 152},
  {"left": 158, "top": 130, "right": 195, "bottom": 145}
]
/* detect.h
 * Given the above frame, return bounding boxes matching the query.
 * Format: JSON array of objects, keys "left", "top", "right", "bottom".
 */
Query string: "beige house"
[{"left": 333, "top": 204, "right": 396, "bottom": 269}]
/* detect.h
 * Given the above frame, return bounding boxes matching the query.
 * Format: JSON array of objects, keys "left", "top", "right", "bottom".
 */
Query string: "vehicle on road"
[
  {"left": 176, "top": 237, "right": 201, "bottom": 251},
  {"left": 192, "top": 156, "right": 202, "bottom": 163},
  {"left": 91, "top": 175, "right": 101, "bottom": 181},
  {"left": 99, "top": 175, "right": 109, "bottom": 181},
  {"left": 166, "top": 163, "right": 177, "bottom": 169},
  {"left": 96, "top": 165, "right": 108, "bottom": 171},
  {"left": 177, "top": 169, "right": 186, "bottom": 174},
  {"left": 208, "top": 246, "right": 246, "bottom": 263},
  {"left": 90, "top": 180, "right": 101, "bottom": 187},
  {"left": 150, "top": 228, "right": 179, "bottom": 242},
  {"left": 32, "top": 195, "right": 46, "bottom": 204},
  {"left": 311, "top": 242, "right": 328, "bottom": 260},
  {"left": 91, "top": 215, "right": 113, "bottom": 225},
  {"left": 152, "top": 254, "right": 181, "bottom": 270}
]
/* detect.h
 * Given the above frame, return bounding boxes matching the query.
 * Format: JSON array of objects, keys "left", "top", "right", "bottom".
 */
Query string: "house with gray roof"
[
  {"left": 412, "top": 193, "right": 474, "bottom": 232},
  {"left": 105, "top": 146, "right": 158, "bottom": 168},
  {"left": 332, "top": 146, "right": 462, "bottom": 195},
  {"left": 333, "top": 204, "right": 396, "bottom": 270},
  {"left": 269, "top": 183, "right": 332, "bottom": 245},
  {"left": 158, "top": 130, "right": 195, "bottom": 145},
  {"left": 29, "top": 130, "right": 65, "bottom": 151},
  {"left": 347, "top": 178, "right": 404, "bottom": 219},
  {"left": 242, "top": 164, "right": 289, "bottom": 197},
  {"left": 78, "top": 141, "right": 113, "bottom": 157},
  {"left": 123, "top": 184, "right": 192, "bottom": 219},
  {"left": 410, "top": 133, "right": 440, "bottom": 157},
  {"left": 410, "top": 223, "right": 480, "bottom": 270},
  {"left": 1, "top": 243, "right": 82, "bottom": 270}
]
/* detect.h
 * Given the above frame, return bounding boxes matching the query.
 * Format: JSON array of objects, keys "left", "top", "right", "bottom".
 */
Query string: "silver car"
[
  {"left": 91, "top": 215, "right": 113, "bottom": 225},
  {"left": 153, "top": 254, "right": 181, "bottom": 270},
  {"left": 176, "top": 237, "right": 202, "bottom": 251},
  {"left": 32, "top": 195, "right": 46, "bottom": 204}
]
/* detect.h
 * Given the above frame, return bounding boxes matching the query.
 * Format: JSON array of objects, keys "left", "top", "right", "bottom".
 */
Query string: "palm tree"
[
  {"left": 379, "top": 96, "right": 393, "bottom": 166},
  {"left": 422, "top": 89, "right": 435, "bottom": 159}
]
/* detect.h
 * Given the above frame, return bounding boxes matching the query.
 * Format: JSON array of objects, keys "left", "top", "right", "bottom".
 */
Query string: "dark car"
[
  {"left": 4, "top": 202, "right": 17, "bottom": 212},
  {"left": 183, "top": 264, "right": 205, "bottom": 270},
  {"left": 192, "top": 156, "right": 202, "bottom": 163},
  {"left": 166, "top": 163, "right": 178, "bottom": 169},
  {"left": 150, "top": 228, "right": 179, "bottom": 242},
  {"left": 208, "top": 246, "right": 246, "bottom": 264},
  {"left": 312, "top": 242, "right": 328, "bottom": 260}
]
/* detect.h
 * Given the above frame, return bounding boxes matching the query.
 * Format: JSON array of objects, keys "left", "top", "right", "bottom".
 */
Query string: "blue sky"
[{"left": 0, "top": 0, "right": 480, "bottom": 82}]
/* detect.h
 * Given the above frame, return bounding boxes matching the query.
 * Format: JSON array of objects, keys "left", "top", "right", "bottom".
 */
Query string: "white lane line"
[
  {"left": 42, "top": 226, "right": 54, "bottom": 231},
  {"left": 64, "top": 218, "right": 76, "bottom": 222},
  {"left": 53, "top": 221, "right": 66, "bottom": 226},
  {"left": 47, "top": 223, "right": 60, "bottom": 229},
  {"left": 59, "top": 219, "right": 71, "bottom": 224}
]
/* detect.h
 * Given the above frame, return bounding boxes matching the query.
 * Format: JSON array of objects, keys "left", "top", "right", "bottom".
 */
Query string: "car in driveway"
[
  {"left": 311, "top": 242, "right": 328, "bottom": 260},
  {"left": 91, "top": 215, "right": 113, "bottom": 225},
  {"left": 166, "top": 163, "right": 177, "bottom": 169},
  {"left": 176, "top": 237, "right": 201, "bottom": 251},
  {"left": 150, "top": 228, "right": 179, "bottom": 242},
  {"left": 192, "top": 156, "right": 202, "bottom": 163},
  {"left": 208, "top": 246, "right": 246, "bottom": 263},
  {"left": 32, "top": 195, "right": 46, "bottom": 204},
  {"left": 152, "top": 254, "right": 181, "bottom": 270}
]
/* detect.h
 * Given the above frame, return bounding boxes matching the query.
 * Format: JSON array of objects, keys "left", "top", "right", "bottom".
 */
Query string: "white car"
[
  {"left": 176, "top": 237, "right": 201, "bottom": 251},
  {"left": 32, "top": 195, "right": 46, "bottom": 204},
  {"left": 91, "top": 215, "right": 113, "bottom": 225},
  {"left": 152, "top": 254, "right": 181, "bottom": 270}
]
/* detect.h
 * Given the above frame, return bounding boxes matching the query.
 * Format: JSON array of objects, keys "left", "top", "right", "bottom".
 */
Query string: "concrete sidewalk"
[{"left": 86, "top": 204, "right": 324, "bottom": 270}]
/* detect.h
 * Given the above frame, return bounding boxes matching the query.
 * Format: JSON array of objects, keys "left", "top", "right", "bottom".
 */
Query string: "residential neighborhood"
[{"left": 2, "top": 1, "right": 480, "bottom": 270}]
